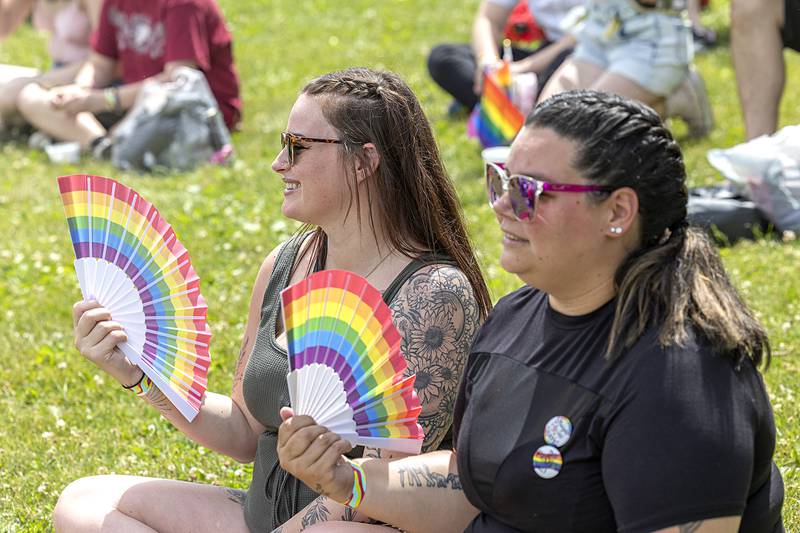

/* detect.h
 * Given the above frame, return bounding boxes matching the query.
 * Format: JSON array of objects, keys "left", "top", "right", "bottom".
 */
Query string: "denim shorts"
[{"left": 572, "top": 0, "right": 693, "bottom": 96}]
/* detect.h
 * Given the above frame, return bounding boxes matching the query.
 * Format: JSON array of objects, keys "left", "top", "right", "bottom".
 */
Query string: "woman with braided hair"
[
  {"left": 277, "top": 90, "right": 785, "bottom": 533},
  {"left": 55, "top": 67, "right": 491, "bottom": 532}
]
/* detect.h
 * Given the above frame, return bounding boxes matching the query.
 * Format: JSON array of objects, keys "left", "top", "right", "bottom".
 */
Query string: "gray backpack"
[{"left": 111, "top": 66, "right": 233, "bottom": 172}]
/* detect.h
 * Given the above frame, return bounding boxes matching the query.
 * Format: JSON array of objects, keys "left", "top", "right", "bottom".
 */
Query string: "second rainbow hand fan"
[
  {"left": 58, "top": 174, "right": 210, "bottom": 422},
  {"left": 281, "top": 270, "right": 424, "bottom": 455}
]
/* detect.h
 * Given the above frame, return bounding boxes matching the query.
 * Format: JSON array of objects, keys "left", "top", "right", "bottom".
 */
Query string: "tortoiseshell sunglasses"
[{"left": 280, "top": 131, "right": 342, "bottom": 167}]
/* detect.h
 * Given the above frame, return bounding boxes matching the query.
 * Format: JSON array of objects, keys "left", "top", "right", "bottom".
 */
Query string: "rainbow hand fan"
[
  {"left": 58, "top": 174, "right": 210, "bottom": 422},
  {"left": 281, "top": 270, "right": 424, "bottom": 455}
]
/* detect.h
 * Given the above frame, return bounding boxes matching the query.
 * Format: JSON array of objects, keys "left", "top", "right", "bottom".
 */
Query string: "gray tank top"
[{"left": 242, "top": 234, "right": 454, "bottom": 531}]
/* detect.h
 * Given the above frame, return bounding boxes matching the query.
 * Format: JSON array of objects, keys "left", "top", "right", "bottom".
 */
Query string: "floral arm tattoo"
[{"left": 389, "top": 265, "right": 481, "bottom": 451}]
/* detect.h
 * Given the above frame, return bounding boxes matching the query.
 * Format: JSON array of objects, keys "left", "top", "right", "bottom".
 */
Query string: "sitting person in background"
[
  {"left": 538, "top": 0, "right": 714, "bottom": 138},
  {"left": 0, "top": 0, "right": 101, "bottom": 136},
  {"left": 732, "top": 0, "right": 798, "bottom": 140},
  {"left": 427, "top": 0, "right": 583, "bottom": 114},
  {"left": 14, "top": 0, "right": 241, "bottom": 157}
]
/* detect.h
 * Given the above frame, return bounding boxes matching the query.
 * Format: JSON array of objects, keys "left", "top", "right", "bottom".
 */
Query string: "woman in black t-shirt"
[{"left": 276, "top": 90, "right": 785, "bottom": 533}]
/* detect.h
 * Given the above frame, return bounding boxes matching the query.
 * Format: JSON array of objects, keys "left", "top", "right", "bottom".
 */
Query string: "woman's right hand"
[
  {"left": 72, "top": 300, "right": 142, "bottom": 387},
  {"left": 277, "top": 407, "right": 354, "bottom": 503}
]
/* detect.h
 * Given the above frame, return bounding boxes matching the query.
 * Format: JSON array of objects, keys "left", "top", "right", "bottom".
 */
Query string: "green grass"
[{"left": 1, "top": 0, "right": 798, "bottom": 530}]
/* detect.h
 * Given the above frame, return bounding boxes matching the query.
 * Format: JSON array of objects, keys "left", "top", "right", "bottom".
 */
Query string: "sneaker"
[
  {"left": 667, "top": 67, "right": 714, "bottom": 138},
  {"left": 90, "top": 136, "right": 114, "bottom": 160},
  {"left": 692, "top": 26, "right": 717, "bottom": 53},
  {"left": 27, "top": 130, "right": 53, "bottom": 150}
]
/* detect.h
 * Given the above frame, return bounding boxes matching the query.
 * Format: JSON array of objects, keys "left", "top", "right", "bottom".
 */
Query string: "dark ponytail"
[{"left": 528, "top": 90, "right": 770, "bottom": 367}]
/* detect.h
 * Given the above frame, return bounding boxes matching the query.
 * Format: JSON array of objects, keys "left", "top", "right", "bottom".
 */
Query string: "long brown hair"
[
  {"left": 293, "top": 67, "right": 491, "bottom": 319},
  {"left": 527, "top": 90, "right": 770, "bottom": 367}
]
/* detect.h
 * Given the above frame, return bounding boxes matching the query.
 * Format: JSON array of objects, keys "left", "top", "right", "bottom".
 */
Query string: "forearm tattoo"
[
  {"left": 300, "top": 496, "right": 331, "bottom": 529},
  {"left": 363, "top": 447, "right": 384, "bottom": 459},
  {"left": 390, "top": 266, "right": 480, "bottom": 451},
  {"left": 396, "top": 464, "right": 462, "bottom": 491},
  {"left": 142, "top": 386, "right": 174, "bottom": 414}
]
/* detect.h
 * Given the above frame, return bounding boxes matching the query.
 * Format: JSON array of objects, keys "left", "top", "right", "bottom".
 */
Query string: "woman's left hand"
[{"left": 277, "top": 407, "right": 354, "bottom": 503}]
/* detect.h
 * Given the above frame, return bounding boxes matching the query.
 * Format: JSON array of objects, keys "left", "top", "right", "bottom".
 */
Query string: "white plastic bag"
[{"left": 707, "top": 125, "right": 800, "bottom": 232}]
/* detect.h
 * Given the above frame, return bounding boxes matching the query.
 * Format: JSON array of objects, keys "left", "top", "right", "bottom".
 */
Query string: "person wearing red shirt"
[{"left": 16, "top": 0, "right": 241, "bottom": 155}]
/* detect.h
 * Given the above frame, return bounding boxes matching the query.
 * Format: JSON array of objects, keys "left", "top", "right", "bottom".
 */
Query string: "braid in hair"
[
  {"left": 528, "top": 90, "right": 769, "bottom": 367},
  {"left": 294, "top": 68, "right": 492, "bottom": 319}
]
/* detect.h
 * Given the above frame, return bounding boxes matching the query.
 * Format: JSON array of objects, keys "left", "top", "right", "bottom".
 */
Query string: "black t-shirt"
[{"left": 453, "top": 287, "right": 784, "bottom": 533}]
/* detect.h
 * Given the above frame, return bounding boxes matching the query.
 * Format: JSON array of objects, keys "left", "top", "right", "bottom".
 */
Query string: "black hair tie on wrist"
[{"left": 122, "top": 369, "right": 145, "bottom": 390}]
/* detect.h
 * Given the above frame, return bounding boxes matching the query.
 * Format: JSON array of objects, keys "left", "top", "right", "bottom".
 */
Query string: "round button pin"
[
  {"left": 544, "top": 415, "right": 572, "bottom": 447},
  {"left": 532, "top": 445, "right": 562, "bottom": 479}
]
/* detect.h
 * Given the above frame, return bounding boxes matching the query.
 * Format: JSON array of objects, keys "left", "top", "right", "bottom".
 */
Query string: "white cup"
[
  {"left": 45, "top": 142, "right": 81, "bottom": 164},
  {"left": 481, "top": 146, "right": 511, "bottom": 169}
]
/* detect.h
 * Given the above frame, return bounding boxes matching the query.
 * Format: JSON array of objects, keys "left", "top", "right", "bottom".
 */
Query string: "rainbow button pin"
[{"left": 532, "top": 445, "right": 563, "bottom": 479}]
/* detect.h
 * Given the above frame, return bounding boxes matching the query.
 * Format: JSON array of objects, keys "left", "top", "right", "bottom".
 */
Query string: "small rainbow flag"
[{"left": 467, "top": 62, "right": 525, "bottom": 148}]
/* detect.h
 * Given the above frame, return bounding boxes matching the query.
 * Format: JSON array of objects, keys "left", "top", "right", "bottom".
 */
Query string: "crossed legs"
[{"left": 15, "top": 82, "right": 106, "bottom": 149}]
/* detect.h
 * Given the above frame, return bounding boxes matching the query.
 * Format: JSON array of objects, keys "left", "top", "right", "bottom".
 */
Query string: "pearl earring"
[{"left": 610, "top": 227, "right": 623, "bottom": 235}]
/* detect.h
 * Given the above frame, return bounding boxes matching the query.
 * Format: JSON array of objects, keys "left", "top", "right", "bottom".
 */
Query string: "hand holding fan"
[
  {"left": 281, "top": 270, "right": 424, "bottom": 455},
  {"left": 58, "top": 174, "right": 210, "bottom": 421}
]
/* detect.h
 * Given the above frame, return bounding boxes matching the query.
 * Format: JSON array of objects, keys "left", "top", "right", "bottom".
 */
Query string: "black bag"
[{"left": 687, "top": 184, "right": 770, "bottom": 245}]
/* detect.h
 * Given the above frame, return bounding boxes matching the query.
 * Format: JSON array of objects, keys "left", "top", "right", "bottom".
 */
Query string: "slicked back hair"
[{"left": 527, "top": 90, "right": 769, "bottom": 367}]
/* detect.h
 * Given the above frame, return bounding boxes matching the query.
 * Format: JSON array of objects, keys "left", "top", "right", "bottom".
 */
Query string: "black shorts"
[{"left": 784, "top": 0, "right": 800, "bottom": 51}]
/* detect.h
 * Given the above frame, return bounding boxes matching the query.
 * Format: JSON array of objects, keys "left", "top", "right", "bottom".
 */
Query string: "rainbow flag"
[{"left": 467, "top": 62, "right": 524, "bottom": 148}]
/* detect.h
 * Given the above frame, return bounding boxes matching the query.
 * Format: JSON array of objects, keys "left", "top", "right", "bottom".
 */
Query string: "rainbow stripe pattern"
[
  {"left": 467, "top": 62, "right": 524, "bottom": 148},
  {"left": 58, "top": 174, "right": 210, "bottom": 421},
  {"left": 281, "top": 269, "right": 424, "bottom": 454}
]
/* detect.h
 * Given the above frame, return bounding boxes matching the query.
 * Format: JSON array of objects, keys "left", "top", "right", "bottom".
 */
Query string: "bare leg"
[
  {"left": 15, "top": 82, "right": 105, "bottom": 148},
  {"left": 537, "top": 58, "right": 605, "bottom": 102},
  {"left": 0, "top": 76, "right": 35, "bottom": 129},
  {"left": 0, "top": 65, "right": 39, "bottom": 129},
  {"left": 53, "top": 475, "right": 250, "bottom": 533},
  {"left": 732, "top": 0, "right": 785, "bottom": 139},
  {"left": 0, "top": 62, "right": 85, "bottom": 131},
  {"left": 687, "top": 0, "right": 703, "bottom": 28},
  {"left": 0, "top": 64, "right": 39, "bottom": 84},
  {"left": 589, "top": 71, "right": 665, "bottom": 116}
]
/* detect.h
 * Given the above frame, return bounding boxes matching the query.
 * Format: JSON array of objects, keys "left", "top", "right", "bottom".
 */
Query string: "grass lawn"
[{"left": 1, "top": 0, "right": 798, "bottom": 530}]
